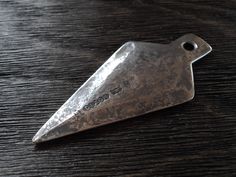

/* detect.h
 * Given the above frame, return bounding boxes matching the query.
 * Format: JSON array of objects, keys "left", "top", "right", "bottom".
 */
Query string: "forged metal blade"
[{"left": 33, "top": 34, "right": 212, "bottom": 143}]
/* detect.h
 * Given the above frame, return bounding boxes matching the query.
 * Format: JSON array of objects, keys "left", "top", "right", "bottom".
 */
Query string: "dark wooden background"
[{"left": 0, "top": 0, "right": 235, "bottom": 176}]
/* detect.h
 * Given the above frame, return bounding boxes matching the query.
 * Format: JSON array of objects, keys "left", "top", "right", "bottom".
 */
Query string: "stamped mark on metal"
[{"left": 82, "top": 80, "right": 130, "bottom": 112}]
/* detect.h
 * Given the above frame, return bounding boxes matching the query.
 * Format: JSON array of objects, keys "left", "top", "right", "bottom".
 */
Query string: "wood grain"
[{"left": 0, "top": 0, "right": 235, "bottom": 176}]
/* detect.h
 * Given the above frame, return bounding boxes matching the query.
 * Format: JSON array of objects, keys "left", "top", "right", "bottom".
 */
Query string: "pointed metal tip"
[
  {"left": 32, "top": 124, "right": 54, "bottom": 144},
  {"left": 32, "top": 129, "right": 46, "bottom": 144},
  {"left": 32, "top": 118, "right": 76, "bottom": 144},
  {"left": 32, "top": 134, "right": 41, "bottom": 144}
]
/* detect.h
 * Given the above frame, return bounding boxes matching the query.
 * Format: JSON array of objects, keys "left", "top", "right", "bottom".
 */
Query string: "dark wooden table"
[{"left": 1, "top": 1, "right": 235, "bottom": 176}]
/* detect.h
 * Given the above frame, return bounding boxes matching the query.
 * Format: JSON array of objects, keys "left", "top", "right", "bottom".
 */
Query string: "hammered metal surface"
[{"left": 32, "top": 34, "right": 212, "bottom": 143}]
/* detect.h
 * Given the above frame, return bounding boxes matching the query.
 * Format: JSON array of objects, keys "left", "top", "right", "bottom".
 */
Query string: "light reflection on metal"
[{"left": 32, "top": 34, "right": 212, "bottom": 143}]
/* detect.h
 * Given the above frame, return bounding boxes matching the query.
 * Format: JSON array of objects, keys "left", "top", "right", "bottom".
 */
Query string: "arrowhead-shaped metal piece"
[{"left": 33, "top": 34, "right": 212, "bottom": 143}]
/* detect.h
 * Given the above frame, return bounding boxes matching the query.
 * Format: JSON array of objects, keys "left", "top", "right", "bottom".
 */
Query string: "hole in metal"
[{"left": 182, "top": 41, "right": 197, "bottom": 51}]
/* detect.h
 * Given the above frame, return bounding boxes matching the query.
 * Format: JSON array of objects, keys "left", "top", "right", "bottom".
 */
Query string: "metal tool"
[{"left": 32, "top": 34, "right": 212, "bottom": 143}]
